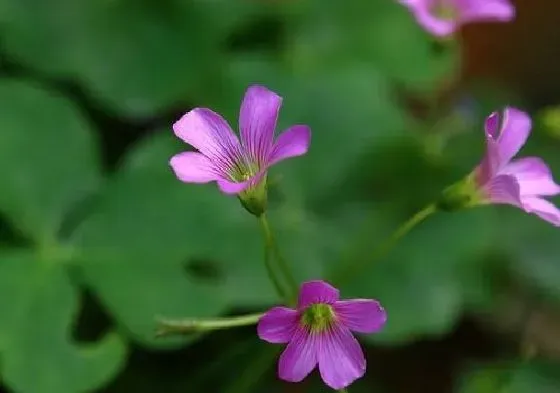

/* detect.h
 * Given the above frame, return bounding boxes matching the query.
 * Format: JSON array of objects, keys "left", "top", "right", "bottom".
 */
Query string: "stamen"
[
  {"left": 431, "top": 0, "right": 457, "bottom": 20},
  {"left": 300, "top": 304, "right": 336, "bottom": 333}
]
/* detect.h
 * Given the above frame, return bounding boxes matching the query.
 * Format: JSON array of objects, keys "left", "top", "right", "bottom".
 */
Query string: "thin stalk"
[
  {"left": 259, "top": 213, "right": 298, "bottom": 304},
  {"left": 155, "top": 313, "right": 263, "bottom": 337},
  {"left": 331, "top": 204, "right": 437, "bottom": 286}
]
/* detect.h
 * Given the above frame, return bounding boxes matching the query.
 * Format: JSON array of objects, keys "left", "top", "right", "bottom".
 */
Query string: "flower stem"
[
  {"left": 338, "top": 389, "right": 349, "bottom": 393},
  {"left": 259, "top": 213, "right": 298, "bottom": 304},
  {"left": 155, "top": 313, "right": 263, "bottom": 337},
  {"left": 331, "top": 204, "right": 437, "bottom": 286}
]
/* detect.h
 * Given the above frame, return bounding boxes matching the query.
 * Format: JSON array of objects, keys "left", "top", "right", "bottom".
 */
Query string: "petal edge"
[
  {"left": 269, "top": 125, "right": 311, "bottom": 166},
  {"left": 257, "top": 307, "right": 298, "bottom": 344},
  {"left": 317, "top": 325, "right": 366, "bottom": 390},
  {"left": 334, "top": 299, "right": 387, "bottom": 334},
  {"left": 298, "top": 281, "right": 339, "bottom": 308},
  {"left": 278, "top": 327, "right": 318, "bottom": 383},
  {"left": 169, "top": 152, "right": 220, "bottom": 183}
]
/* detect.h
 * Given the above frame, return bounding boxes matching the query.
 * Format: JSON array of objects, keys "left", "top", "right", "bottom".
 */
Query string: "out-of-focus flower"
[
  {"left": 540, "top": 106, "right": 560, "bottom": 140},
  {"left": 399, "top": 0, "right": 515, "bottom": 37},
  {"left": 440, "top": 108, "right": 560, "bottom": 226},
  {"left": 170, "top": 85, "right": 311, "bottom": 216},
  {"left": 257, "top": 280, "right": 386, "bottom": 389}
]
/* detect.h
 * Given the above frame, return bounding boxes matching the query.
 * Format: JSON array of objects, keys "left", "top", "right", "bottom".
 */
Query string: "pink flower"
[
  {"left": 475, "top": 108, "right": 560, "bottom": 226},
  {"left": 169, "top": 85, "right": 311, "bottom": 214},
  {"left": 399, "top": 0, "right": 515, "bottom": 37},
  {"left": 257, "top": 281, "right": 386, "bottom": 390}
]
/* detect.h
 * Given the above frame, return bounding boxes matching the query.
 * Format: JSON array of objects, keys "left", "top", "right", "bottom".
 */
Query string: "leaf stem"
[
  {"left": 331, "top": 204, "right": 437, "bottom": 286},
  {"left": 259, "top": 213, "right": 298, "bottom": 304},
  {"left": 155, "top": 313, "right": 263, "bottom": 337}
]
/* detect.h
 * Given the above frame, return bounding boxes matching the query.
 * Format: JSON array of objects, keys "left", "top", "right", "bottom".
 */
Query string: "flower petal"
[
  {"left": 173, "top": 108, "right": 242, "bottom": 175},
  {"left": 216, "top": 169, "right": 266, "bottom": 195},
  {"left": 495, "top": 107, "right": 532, "bottom": 166},
  {"left": 169, "top": 152, "right": 220, "bottom": 183},
  {"left": 399, "top": 0, "right": 457, "bottom": 37},
  {"left": 334, "top": 299, "right": 387, "bottom": 334},
  {"left": 317, "top": 324, "right": 366, "bottom": 390},
  {"left": 484, "top": 174, "right": 522, "bottom": 206},
  {"left": 477, "top": 138, "right": 501, "bottom": 183},
  {"left": 502, "top": 157, "right": 560, "bottom": 197},
  {"left": 217, "top": 178, "right": 252, "bottom": 194},
  {"left": 278, "top": 326, "right": 318, "bottom": 383},
  {"left": 458, "top": 0, "right": 515, "bottom": 25},
  {"left": 485, "top": 111, "right": 500, "bottom": 139},
  {"left": 239, "top": 85, "right": 282, "bottom": 164},
  {"left": 258, "top": 307, "right": 298, "bottom": 344},
  {"left": 521, "top": 197, "right": 560, "bottom": 227},
  {"left": 298, "top": 281, "right": 339, "bottom": 309},
  {"left": 268, "top": 125, "right": 311, "bottom": 166}
]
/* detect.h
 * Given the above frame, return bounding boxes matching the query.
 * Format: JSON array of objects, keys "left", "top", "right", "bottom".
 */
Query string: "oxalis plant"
[{"left": 156, "top": 1, "right": 558, "bottom": 392}]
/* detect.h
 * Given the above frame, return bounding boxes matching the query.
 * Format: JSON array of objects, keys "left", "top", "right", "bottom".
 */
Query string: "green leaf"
[
  {"left": 345, "top": 208, "right": 497, "bottom": 344},
  {"left": 0, "top": 0, "right": 258, "bottom": 118},
  {"left": 72, "top": 133, "right": 231, "bottom": 347},
  {"left": 0, "top": 79, "right": 101, "bottom": 243},
  {"left": 496, "top": 207, "right": 560, "bottom": 303},
  {"left": 459, "top": 361, "right": 560, "bottom": 393},
  {"left": 223, "top": 58, "right": 411, "bottom": 208},
  {"left": 72, "top": 131, "right": 335, "bottom": 316},
  {"left": 286, "top": 0, "right": 456, "bottom": 92},
  {"left": 0, "top": 250, "right": 126, "bottom": 393}
]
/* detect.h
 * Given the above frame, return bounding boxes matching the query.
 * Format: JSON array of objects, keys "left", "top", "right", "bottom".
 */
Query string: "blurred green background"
[{"left": 0, "top": 0, "right": 559, "bottom": 392}]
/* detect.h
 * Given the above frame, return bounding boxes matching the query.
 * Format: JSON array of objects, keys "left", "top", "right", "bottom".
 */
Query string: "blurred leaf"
[
  {"left": 0, "top": 0, "right": 259, "bottom": 118},
  {"left": 72, "top": 132, "right": 231, "bottom": 347},
  {"left": 459, "top": 360, "right": 560, "bottom": 393},
  {"left": 71, "top": 130, "right": 332, "bottom": 340},
  {"left": 280, "top": 66, "right": 408, "bottom": 206},
  {"left": 0, "top": 250, "right": 126, "bottom": 393},
  {"left": 497, "top": 208, "right": 560, "bottom": 303},
  {"left": 0, "top": 79, "right": 101, "bottom": 242},
  {"left": 286, "top": 0, "right": 457, "bottom": 92},
  {"left": 492, "top": 136, "right": 560, "bottom": 303},
  {"left": 344, "top": 208, "right": 498, "bottom": 344},
  {"left": 223, "top": 55, "right": 411, "bottom": 210},
  {"left": 539, "top": 105, "right": 560, "bottom": 139}
]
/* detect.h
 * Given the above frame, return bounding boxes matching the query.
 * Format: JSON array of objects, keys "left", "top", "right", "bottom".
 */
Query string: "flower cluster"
[{"left": 164, "top": 1, "right": 559, "bottom": 391}]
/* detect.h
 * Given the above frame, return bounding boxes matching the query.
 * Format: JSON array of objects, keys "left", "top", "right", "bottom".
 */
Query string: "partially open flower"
[
  {"left": 399, "top": 0, "right": 515, "bottom": 37},
  {"left": 170, "top": 85, "right": 311, "bottom": 216},
  {"left": 475, "top": 108, "right": 560, "bottom": 226},
  {"left": 439, "top": 108, "right": 560, "bottom": 226},
  {"left": 257, "top": 280, "right": 386, "bottom": 390}
]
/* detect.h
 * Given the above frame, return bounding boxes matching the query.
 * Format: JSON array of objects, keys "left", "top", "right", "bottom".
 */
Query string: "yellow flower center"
[
  {"left": 431, "top": 0, "right": 457, "bottom": 21},
  {"left": 301, "top": 304, "right": 336, "bottom": 333}
]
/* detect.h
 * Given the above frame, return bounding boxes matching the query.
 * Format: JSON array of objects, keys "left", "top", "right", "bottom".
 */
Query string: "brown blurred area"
[{"left": 462, "top": 0, "right": 560, "bottom": 107}]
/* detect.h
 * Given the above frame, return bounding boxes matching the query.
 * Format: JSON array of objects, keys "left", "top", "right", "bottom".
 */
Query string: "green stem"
[
  {"left": 338, "top": 389, "right": 349, "bottom": 393},
  {"left": 259, "top": 213, "right": 298, "bottom": 304},
  {"left": 331, "top": 204, "right": 437, "bottom": 286},
  {"left": 155, "top": 313, "right": 263, "bottom": 337}
]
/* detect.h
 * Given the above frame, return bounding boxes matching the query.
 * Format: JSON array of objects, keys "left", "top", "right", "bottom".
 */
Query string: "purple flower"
[
  {"left": 169, "top": 85, "right": 311, "bottom": 214},
  {"left": 257, "top": 280, "right": 386, "bottom": 389},
  {"left": 475, "top": 108, "right": 560, "bottom": 226},
  {"left": 399, "top": 0, "right": 515, "bottom": 37}
]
